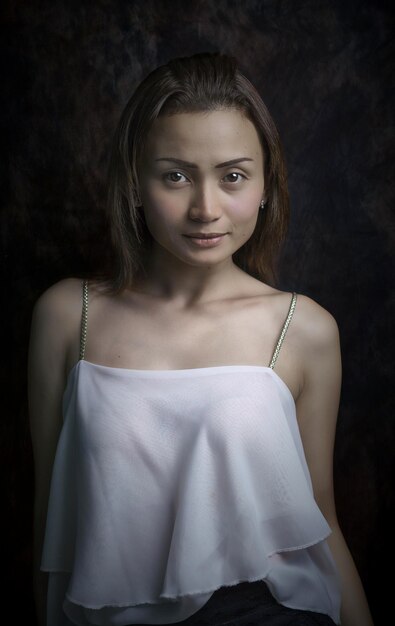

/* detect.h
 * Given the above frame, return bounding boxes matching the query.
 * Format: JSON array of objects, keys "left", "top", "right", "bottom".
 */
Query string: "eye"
[
  {"left": 164, "top": 171, "right": 189, "bottom": 184},
  {"left": 222, "top": 172, "right": 246, "bottom": 184}
]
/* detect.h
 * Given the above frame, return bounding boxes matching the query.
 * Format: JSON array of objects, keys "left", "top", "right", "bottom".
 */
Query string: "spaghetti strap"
[
  {"left": 79, "top": 280, "right": 89, "bottom": 361},
  {"left": 269, "top": 292, "right": 297, "bottom": 370}
]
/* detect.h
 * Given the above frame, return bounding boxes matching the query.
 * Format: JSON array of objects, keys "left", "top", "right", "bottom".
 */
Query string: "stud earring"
[{"left": 259, "top": 200, "right": 266, "bottom": 210}]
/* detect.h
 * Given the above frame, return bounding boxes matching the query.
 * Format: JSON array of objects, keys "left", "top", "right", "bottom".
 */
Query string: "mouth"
[
  {"left": 184, "top": 232, "right": 228, "bottom": 239},
  {"left": 183, "top": 232, "right": 228, "bottom": 248}
]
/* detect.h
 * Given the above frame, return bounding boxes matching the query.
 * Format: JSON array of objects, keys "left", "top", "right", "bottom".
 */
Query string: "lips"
[
  {"left": 184, "top": 232, "right": 227, "bottom": 239},
  {"left": 183, "top": 232, "right": 228, "bottom": 248}
]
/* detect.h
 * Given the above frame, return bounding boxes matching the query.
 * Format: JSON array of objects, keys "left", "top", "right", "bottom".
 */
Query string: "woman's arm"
[
  {"left": 28, "top": 279, "right": 81, "bottom": 626},
  {"left": 295, "top": 296, "right": 374, "bottom": 626}
]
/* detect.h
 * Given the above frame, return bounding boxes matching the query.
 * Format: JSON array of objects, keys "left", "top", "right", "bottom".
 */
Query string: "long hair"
[{"left": 106, "top": 52, "right": 289, "bottom": 291}]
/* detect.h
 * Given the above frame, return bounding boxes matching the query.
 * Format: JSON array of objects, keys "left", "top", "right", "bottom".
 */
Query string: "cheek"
[
  {"left": 227, "top": 190, "right": 261, "bottom": 223},
  {"left": 142, "top": 193, "right": 185, "bottom": 241},
  {"left": 143, "top": 185, "right": 185, "bottom": 220}
]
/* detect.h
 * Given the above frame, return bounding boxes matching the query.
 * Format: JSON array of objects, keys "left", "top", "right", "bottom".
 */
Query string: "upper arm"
[
  {"left": 294, "top": 296, "right": 342, "bottom": 527},
  {"left": 28, "top": 278, "right": 82, "bottom": 528}
]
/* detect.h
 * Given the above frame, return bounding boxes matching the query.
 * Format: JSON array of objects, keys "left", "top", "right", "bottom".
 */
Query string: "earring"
[{"left": 259, "top": 200, "right": 266, "bottom": 210}]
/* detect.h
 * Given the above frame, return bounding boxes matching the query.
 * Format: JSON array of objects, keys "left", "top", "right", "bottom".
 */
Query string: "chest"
[
  {"left": 76, "top": 298, "right": 302, "bottom": 400},
  {"left": 93, "top": 305, "right": 271, "bottom": 365}
]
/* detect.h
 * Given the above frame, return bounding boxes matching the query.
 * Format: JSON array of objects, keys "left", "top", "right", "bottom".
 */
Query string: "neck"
[{"left": 135, "top": 245, "right": 242, "bottom": 307}]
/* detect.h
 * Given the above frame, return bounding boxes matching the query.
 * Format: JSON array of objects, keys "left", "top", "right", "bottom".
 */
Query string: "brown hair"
[{"left": 106, "top": 52, "right": 289, "bottom": 291}]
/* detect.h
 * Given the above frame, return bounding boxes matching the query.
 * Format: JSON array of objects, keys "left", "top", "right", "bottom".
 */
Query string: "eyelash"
[
  {"left": 165, "top": 172, "right": 189, "bottom": 184},
  {"left": 223, "top": 172, "right": 246, "bottom": 184},
  {"left": 164, "top": 171, "right": 247, "bottom": 185}
]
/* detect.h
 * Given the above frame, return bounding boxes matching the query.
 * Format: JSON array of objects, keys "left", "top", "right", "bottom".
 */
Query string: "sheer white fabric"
[{"left": 42, "top": 361, "right": 341, "bottom": 625}]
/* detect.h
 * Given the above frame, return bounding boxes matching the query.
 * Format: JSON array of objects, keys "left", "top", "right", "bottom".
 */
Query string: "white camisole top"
[{"left": 41, "top": 283, "right": 341, "bottom": 625}]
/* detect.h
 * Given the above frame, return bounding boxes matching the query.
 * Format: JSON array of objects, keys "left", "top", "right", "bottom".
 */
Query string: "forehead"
[{"left": 142, "top": 109, "right": 263, "bottom": 163}]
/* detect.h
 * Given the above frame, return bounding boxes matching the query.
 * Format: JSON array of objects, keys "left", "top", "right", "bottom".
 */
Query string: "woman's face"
[{"left": 138, "top": 108, "right": 265, "bottom": 270}]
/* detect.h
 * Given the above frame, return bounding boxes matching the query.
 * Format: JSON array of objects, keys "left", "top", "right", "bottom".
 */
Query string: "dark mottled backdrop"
[{"left": 1, "top": 0, "right": 393, "bottom": 624}]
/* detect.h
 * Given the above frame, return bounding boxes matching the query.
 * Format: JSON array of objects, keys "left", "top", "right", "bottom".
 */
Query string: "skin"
[{"left": 29, "top": 109, "right": 374, "bottom": 625}]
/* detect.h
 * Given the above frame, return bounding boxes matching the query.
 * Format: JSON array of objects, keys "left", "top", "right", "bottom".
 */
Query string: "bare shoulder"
[
  {"left": 30, "top": 278, "right": 86, "bottom": 366},
  {"left": 250, "top": 283, "right": 339, "bottom": 346},
  {"left": 32, "top": 277, "right": 84, "bottom": 327},
  {"left": 292, "top": 293, "right": 340, "bottom": 355},
  {"left": 291, "top": 295, "right": 340, "bottom": 366}
]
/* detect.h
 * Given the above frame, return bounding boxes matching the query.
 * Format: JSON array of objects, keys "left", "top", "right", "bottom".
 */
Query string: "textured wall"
[{"left": 2, "top": 1, "right": 393, "bottom": 624}]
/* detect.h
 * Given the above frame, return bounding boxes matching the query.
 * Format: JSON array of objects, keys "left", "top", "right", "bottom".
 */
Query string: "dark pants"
[{"left": 135, "top": 580, "right": 337, "bottom": 625}]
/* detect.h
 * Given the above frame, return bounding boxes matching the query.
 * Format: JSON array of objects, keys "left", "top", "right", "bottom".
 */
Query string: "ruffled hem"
[
  {"left": 47, "top": 551, "right": 341, "bottom": 626},
  {"left": 43, "top": 521, "right": 331, "bottom": 601},
  {"left": 44, "top": 538, "right": 341, "bottom": 626}
]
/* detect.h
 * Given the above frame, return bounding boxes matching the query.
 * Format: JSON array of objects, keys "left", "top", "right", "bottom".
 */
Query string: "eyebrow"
[{"left": 155, "top": 157, "right": 254, "bottom": 169}]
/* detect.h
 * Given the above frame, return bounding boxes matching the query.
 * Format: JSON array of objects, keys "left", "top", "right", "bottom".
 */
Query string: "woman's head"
[{"left": 107, "top": 52, "right": 289, "bottom": 289}]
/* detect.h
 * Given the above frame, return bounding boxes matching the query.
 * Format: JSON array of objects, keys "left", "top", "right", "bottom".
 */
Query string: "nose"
[{"left": 188, "top": 184, "right": 222, "bottom": 222}]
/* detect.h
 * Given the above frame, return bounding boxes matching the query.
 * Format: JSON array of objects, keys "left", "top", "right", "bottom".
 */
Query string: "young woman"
[{"left": 29, "top": 53, "right": 374, "bottom": 626}]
